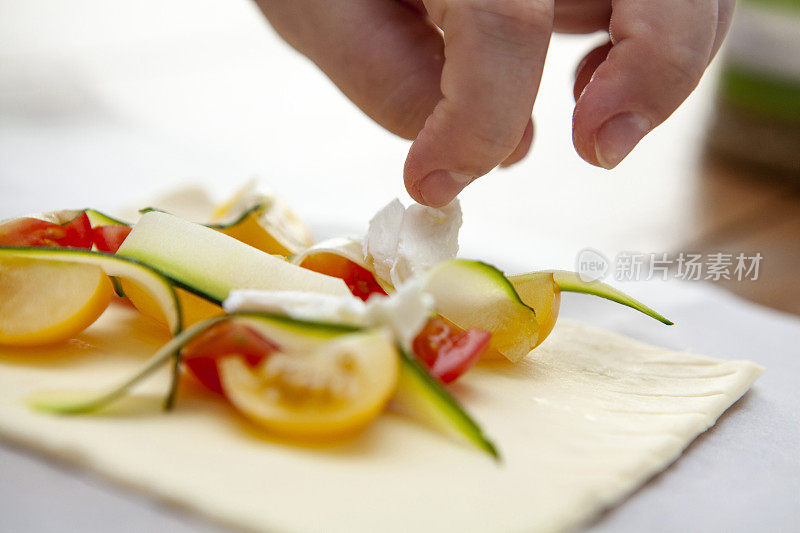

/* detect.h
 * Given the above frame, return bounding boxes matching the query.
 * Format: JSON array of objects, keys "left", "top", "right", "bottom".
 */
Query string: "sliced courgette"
[
  {"left": 28, "top": 313, "right": 365, "bottom": 415},
  {"left": 84, "top": 209, "right": 130, "bottom": 227},
  {"left": 30, "top": 311, "right": 498, "bottom": 456},
  {"left": 209, "top": 180, "right": 313, "bottom": 255},
  {"left": 291, "top": 237, "right": 395, "bottom": 294},
  {"left": 0, "top": 247, "right": 181, "bottom": 335},
  {"left": 291, "top": 237, "right": 367, "bottom": 269},
  {"left": 508, "top": 270, "right": 673, "bottom": 326},
  {"left": 29, "top": 317, "right": 221, "bottom": 414},
  {"left": 394, "top": 348, "right": 499, "bottom": 459},
  {"left": 117, "top": 211, "right": 350, "bottom": 305},
  {"left": 84, "top": 209, "right": 131, "bottom": 295},
  {"left": 424, "top": 259, "right": 538, "bottom": 363}
]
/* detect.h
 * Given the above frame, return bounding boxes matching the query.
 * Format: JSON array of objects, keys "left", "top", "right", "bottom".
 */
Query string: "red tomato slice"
[
  {"left": 345, "top": 263, "right": 387, "bottom": 301},
  {"left": 0, "top": 212, "right": 93, "bottom": 249},
  {"left": 300, "top": 253, "right": 386, "bottom": 302},
  {"left": 92, "top": 225, "right": 132, "bottom": 253},
  {"left": 62, "top": 212, "right": 93, "bottom": 248},
  {"left": 181, "top": 322, "right": 278, "bottom": 394},
  {"left": 412, "top": 316, "right": 491, "bottom": 384}
]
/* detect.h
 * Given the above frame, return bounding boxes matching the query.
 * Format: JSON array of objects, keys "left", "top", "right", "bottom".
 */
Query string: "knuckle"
[
  {"left": 430, "top": 100, "right": 525, "bottom": 176},
  {"left": 482, "top": 127, "right": 520, "bottom": 154},
  {"left": 466, "top": 128, "right": 521, "bottom": 174},
  {"left": 658, "top": 43, "right": 708, "bottom": 87},
  {"left": 455, "top": 0, "right": 554, "bottom": 37}
]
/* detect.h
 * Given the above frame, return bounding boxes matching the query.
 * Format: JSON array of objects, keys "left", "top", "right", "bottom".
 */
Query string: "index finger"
[{"left": 405, "top": 0, "right": 554, "bottom": 206}]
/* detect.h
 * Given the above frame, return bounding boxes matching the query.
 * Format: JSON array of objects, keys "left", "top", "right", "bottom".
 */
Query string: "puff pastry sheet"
[{"left": 0, "top": 305, "right": 762, "bottom": 532}]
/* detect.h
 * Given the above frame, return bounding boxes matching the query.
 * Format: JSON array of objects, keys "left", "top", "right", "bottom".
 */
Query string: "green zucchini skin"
[
  {"left": 550, "top": 271, "right": 673, "bottom": 325},
  {"left": 84, "top": 209, "right": 130, "bottom": 227},
  {"left": 29, "top": 316, "right": 224, "bottom": 414},
  {"left": 395, "top": 348, "right": 499, "bottom": 459},
  {"left": 117, "top": 211, "right": 350, "bottom": 304},
  {"left": 425, "top": 259, "right": 539, "bottom": 363},
  {"left": 0, "top": 246, "right": 182, "bottom": 334},
  {"left": 28, "top": 310, "right": 498, "bottom": 457}
]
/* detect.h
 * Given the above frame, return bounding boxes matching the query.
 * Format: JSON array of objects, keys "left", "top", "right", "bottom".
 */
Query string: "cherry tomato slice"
[
  {"left": 300, "top": 253, "right": 386, "bottom": 302},
  {"left": 63, "top": 212, "right": 93, "bottom": 248},
  {"left": 411, "top": 316, "right": 491, "bottom": 384},
  {"left": 345, "top": 263, "right": 387, "bottom": 301},
  {"left": 181, "top": 322, "right": 277, "bottom": 394},
  {"left": 92, "top": 225, "right": 132, "bottom": 253},
  {"left": 0, "top": 212, "right": 93, "bottom": 249},
  {"left": 0, "top": 218, "right": 64, "bottom": 247}
]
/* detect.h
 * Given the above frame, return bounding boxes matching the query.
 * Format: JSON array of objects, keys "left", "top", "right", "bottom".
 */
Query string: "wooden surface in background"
[{"left": 676, "top": 151, "right": 800, "bottom": 315}]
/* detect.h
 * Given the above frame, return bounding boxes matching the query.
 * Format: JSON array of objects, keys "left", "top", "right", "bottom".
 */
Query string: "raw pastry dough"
[{"left": 0, "top": 305, "right": 762, "bottom": 533}]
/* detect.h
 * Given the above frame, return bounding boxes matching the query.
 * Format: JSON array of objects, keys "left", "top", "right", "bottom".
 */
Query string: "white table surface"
[{"left": 1, "top": 1, "right": 798, "bottom": 531}]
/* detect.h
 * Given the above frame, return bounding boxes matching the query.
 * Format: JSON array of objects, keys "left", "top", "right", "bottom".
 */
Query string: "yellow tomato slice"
[
  {"left": 211, "top": 182, "right": 313, "bottom": 255},
  {"left": 218, "top": 330, "right": 398, "bottom": 440},
  {"left": 123, "top": 282, "right": 222, "bottom": 329},
  {"left": 507, "top": 269, "right": 672, "bottom": 351},
  {"left": 215, "top": 212, "right": 299, "bottom": 256},
  {"left": 424, "top": 260, "right": 539, "bottom": 363},
  {"left": 506, "top": 272, "right": 561, "bottom": 349},
  {"left": 0, "top": 257, "right": 113, "bottom": 346},
  {"left": 176, "top": 289, "right": 225, "bottom": 326}
]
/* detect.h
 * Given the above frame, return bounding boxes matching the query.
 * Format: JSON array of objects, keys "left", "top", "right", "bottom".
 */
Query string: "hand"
[{"left": 255, "top": 0, "right": 733, "bottom": 206}]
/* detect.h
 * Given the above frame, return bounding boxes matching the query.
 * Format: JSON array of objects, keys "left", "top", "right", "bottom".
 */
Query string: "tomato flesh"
[
  {"left": 300, "top": 253, "right": 386, "bottom": 302},
  {"left": 64, "top": 212, "right": 93, "bottom": 248},
  {"left": 93, "top": 225, "right": 132, "bottom": 253},
  {"left": 0, "top": 212, "right": 93, "bottom": 249},
  {"left": 181, "top": 322, "right": 278, "bottom": 394},
  {"left": 412, "top": 316, "right": 491, "bottom": 384},
  {"left": 344, "top": 263, "right": 387, "bottom": 301}
]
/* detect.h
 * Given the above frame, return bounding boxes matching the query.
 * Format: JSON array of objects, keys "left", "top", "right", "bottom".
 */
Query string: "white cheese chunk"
[
  {"left": 363, "top": 198, "right": 462, "bottom": 287},
  {"left": 223, "top": 290, "right": 367, "bottom": 324},
  {"left": 363, "top": 199, "right": 405, "bottom": 284},
  {"left": 363, "top": 279, "right": 434, "bottom": 348},
  {"left": 224, "top": 282, "right": 434, "bottom": 347}
]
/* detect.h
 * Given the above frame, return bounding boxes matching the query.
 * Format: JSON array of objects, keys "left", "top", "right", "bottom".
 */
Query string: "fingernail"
[
  {"left": 594, "top": 113, "right": 651, "bottom": 169},
  {"left": 418, "top": 170, "right": 472, "bottom": 207}
]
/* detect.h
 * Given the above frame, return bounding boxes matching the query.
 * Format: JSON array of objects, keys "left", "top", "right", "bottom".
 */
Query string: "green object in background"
[
  {"left": 720, "top": 0, "right": 800, "bottom": 123},
  {"left": 721, "top": 66, "right": 800, "bottom": 123},
  {"left": 709, "top": 0, "right": 800, "bottom": 174},
  {"left": 744, "top": 0, "right": 800, "bottom": 12}
]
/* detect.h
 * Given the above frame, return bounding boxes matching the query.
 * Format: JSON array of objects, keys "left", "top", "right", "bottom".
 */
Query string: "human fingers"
[
  {"left": 572, "top": 0, "right": 720, "bottom": 168},
  {"left": 404, "top": 0, "right": 555, "bottom": 206}
]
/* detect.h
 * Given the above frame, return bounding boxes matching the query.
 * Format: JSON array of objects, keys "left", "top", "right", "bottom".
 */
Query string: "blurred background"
[{"left": 0, "top": 0, "right": 798, "bottom": 317}]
